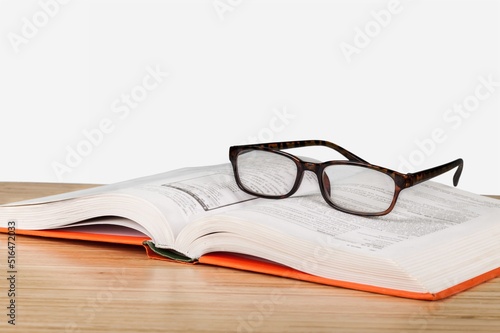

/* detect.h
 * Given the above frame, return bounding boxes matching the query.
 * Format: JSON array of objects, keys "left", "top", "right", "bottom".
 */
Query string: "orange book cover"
[
  {"left": 2, "top": 227, "right": 499, "bottom": 301},
  {"left": 0, "top": 227, "right": 148, "bottom": 246}
]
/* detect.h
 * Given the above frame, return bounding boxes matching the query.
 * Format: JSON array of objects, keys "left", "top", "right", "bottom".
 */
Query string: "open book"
[{"left": 1, "top": 163, "right": 499, "bottom": 300}]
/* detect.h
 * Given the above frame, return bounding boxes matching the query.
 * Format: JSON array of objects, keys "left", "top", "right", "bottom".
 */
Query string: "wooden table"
[{"left": 1, "top": 182, "right": 499, "bottom": 332}]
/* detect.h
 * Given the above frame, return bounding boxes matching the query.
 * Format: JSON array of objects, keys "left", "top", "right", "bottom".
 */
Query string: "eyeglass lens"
[{"left": 236, "top": 150, "right": 397, "bottom": 214}]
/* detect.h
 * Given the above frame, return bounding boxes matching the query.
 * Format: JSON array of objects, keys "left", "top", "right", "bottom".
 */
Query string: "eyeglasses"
[{"left": 229, "top": 140, "right": 463, "bottom": 216}]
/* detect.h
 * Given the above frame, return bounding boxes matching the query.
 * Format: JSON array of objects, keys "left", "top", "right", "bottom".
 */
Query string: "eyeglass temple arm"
[
  {"left": 264, "top": 140, "right": 369, "bottom": 163},
  {"left": 407, "top": 158, "right": 464, "bottom": 187},
  {"left": 321, "top": 140, "right": 369, "bottom": 163}
]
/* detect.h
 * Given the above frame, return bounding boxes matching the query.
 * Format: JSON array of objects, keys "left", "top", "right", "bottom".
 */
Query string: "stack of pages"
[{"left": 1, "top": 163, "right": 499, "bottom": 300}]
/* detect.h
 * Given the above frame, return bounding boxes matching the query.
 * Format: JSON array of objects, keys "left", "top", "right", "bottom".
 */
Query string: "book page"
[
  {"left": 117, "top": 163, "right": 322, "bottom": 240},
  {"left": 63, "top": 217, "right": 151, "bottom": 237},
  {"left": 0, "top": 163, "right": 320, "bottom": 247},
  {"left": 210, "top": 181, "right": 500, "bottom": 255},
  {"left": 135, "top": 165, "right": 255, "bottom": 217}
]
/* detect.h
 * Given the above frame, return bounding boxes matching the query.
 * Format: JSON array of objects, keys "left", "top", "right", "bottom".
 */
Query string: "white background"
[{"left": 0, "top": 0, "right": 499, "bottom": 194}]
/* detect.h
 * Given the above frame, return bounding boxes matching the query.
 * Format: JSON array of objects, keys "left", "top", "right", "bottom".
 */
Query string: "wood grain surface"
[{"left": 0, "top": 182, "right": 499, "bottom": 332}]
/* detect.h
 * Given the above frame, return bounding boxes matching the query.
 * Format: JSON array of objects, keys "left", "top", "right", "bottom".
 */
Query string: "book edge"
[
  {"left": 3, "top": 228, "right": 498, "bottom": 300},
  {"left": 198, "top": 252, "right": 500, "bottom": 301}
]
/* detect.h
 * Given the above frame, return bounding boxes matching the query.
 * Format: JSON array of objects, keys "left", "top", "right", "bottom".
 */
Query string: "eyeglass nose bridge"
[
  {"left": 302, "top": 161, "right": 321, "bottom": 172},
  {"left": 299, "top": 161, "right": 331, "bottom": 197}
]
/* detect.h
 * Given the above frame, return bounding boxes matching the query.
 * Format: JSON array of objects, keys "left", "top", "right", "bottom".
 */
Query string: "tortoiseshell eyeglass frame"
[{"left": 229, "top": 140, "right": 464, "bottom": 217}]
